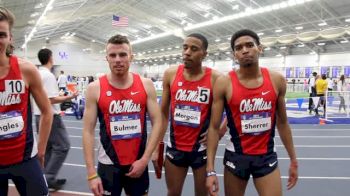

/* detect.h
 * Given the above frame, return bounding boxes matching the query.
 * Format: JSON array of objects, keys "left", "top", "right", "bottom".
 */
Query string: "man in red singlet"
[
  {"left": 157, "top": 33, "right": 221, "bottom": 196},
  {"left": 206, "top": 29, "right": 298, "bottom": 196},
  {"left": 82, "top": 34, "right": 162, "bottom": 196},
  {"left": 0, "top": 7, "right": 53, "bottom": 195}
]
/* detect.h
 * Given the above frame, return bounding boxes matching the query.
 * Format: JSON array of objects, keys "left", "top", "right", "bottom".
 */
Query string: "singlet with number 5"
[
  {"left": 0, "top": 55, "right": 34, "bottom": 166},
  {"left": 169, "top": 65, "right": 213, "bottom": 152},
  {"left": 225, "top": 68, "right": 277, "bottom": 155}
]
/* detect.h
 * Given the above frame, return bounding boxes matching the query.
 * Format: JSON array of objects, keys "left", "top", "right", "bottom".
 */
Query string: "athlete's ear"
[
  {"left": 258, "top": 45, "right": 263, "bottom": 55},
  {"left": 203, "top": 50, "right": 208, "bottom": 60},
  {"left": 130, "top": 53, "right": 134, "bottom": 62}
]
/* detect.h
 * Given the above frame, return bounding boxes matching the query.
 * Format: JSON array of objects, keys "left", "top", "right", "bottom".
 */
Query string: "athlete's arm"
[
  {"left": 206, "top": 75, "right": 230, "bottom": 196},
  {"left": 82, "top": 81, "right": 103, "bottom": 195},
  {"left": 273, "top": 72, "right": 298, "bottom": 190},
  {"left": 20, "top": 60, "right": 53, "bottom": 167},
  {"left": 49, "top": 91, "right": 79, "bottom": 104},
  {"left": 199, "top": 69, "right": 223, "bottom": 144},
  {"left": 126, "top": 78, "right": 162, "bottom": 178}
]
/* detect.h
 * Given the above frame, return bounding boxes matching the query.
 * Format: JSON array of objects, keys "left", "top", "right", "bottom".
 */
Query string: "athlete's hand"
[
  {"left": 287, "top": 161, "right": 298, "bottom": 190},
  {"left": 206, "top": 176, "right": 219, "bottom": 196},
  {"left": 88, "top": 177, "right": 104, "bottom": 196},
  {"left": 37, "top": 150, "right": 45, "bottom": 168},
  {"left": 126, "top": 158, "right": 148, "bottom": 178},
  {"left": 199, "top": 130, "right": 208, "bottom": 145}
]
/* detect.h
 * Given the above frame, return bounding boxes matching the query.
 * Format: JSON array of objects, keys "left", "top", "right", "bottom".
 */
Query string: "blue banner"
[
  {"left": 305, "top": 67, "right": 312, "bottom": 77},
  {"left": 286, "top": 67, "right": 291, "bottom": 78}
]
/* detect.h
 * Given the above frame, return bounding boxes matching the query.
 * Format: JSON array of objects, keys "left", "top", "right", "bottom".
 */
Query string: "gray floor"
[{"left": 54, "top": 117, "right": 350, "bottom": 196}]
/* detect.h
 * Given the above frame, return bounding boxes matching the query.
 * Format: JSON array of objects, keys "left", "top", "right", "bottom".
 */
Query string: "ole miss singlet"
[
  {"left": 0, "top": 56, "right": 34, "bottom": 166},
  {"left": 225, "top": 68, "right": 277, "bottom": 155},
  {"left": 97, "top": 73, "right": 147, "bottom": 166},
  {"left": 169, "top": 65, "right": 212, "bottom": 152}
]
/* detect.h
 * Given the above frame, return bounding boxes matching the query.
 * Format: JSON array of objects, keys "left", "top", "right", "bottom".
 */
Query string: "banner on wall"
[
  {"left": 295, "top": 67, "right": 300, "bottom": 78},
  {"left": 286, "top": 67, "right": 291, "bottom": 78},
  {"left": 320, "top": 67, "right": 329, "bottom": 75},
  {"left": 305, "top": 67, "right": 312, "bottom": 78},
  {"left": 345, "top": 66, "right": 350, "bottom": 77},
  {"left": 332, "top": 67, "right": 339, "bottom": 78}
]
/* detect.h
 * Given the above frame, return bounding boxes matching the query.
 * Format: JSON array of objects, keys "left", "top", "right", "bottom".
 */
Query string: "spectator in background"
[
  {"left": 327, "top": 77, "right": 333, "bottom": 96},
  {"left": 308, "top": 72, "right": 317, "bottom": 114},
  {"left": 57, "top": 70, "right": 68, "bottom": 91},
  {"left": 338, "top": 75, "right": 347, "bottom": 113},
  {"left": 315, "top": 74, "right": 328, "bottom": 117},
  {"left": 34, "top": 49, "right": 79, "bottom": 191}
]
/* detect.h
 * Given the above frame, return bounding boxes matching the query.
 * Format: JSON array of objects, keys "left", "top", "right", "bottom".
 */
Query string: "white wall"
[{"left": 16, "top": 36, "right": 350, "bottom": 78}]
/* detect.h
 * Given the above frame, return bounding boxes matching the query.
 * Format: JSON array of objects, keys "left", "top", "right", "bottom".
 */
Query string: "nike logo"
[
  {"left": 226, "top": 161, "right": 236, "bottom": 169},
  {"left": 269, "top": 161, "right": 278, "bottom": 167},
  {"left": 262, "top": 91, "right": 270, "bottom": 95},
  {"left": 131, "top": 91, "right": 139, "bottom": 95}
]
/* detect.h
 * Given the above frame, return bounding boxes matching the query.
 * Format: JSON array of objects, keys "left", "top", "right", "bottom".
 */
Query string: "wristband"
[
  {"left": 87, "top": 173, "right": 99, "bottom": 181},
  {"left": 206, "top": 170, "right": 216, "bottom": 177}
]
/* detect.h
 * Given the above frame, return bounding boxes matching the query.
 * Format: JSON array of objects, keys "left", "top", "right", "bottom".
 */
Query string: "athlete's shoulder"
[
  {"left": 17, "top": 57, "right": 37, "bottom": 73},
  {"left": 164, "top": 65, "right": 180, "bottom": 76},
  {"left": 267, "top": 69, "right": 285, "bottom": 82},
  {"left": 211, "top": 69, "right": 223, "bottom": 80},
  {"left": 140, "top": 76, "right": 153, "bottom": 86}
]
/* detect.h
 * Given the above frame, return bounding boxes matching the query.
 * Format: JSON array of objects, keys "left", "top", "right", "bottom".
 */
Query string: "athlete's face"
[
  {"left": 0, "top": 21, "right": 12, "bottom": 55},
  {"left": 182, "top": 37, "right": 207, "bottom": 69},
  {"left": 106, "top": 43, "right": 133, "bottom": 76},
  {"left": 233, "top": 36, "right": 262, "bottom": 68}
]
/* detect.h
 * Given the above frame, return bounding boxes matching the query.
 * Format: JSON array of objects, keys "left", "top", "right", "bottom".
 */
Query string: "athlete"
[
  {"left": 0, "top": 7, "right": 53, "bottom": 195},
  {"left": 157, "top": 33, "right": 221, "bottom": 196},
  {"left": 206, "top": 29, "right": 298, "bottom": 196},
  {"left": 82, "top": 34, "right": 162, "bottom": 196}
]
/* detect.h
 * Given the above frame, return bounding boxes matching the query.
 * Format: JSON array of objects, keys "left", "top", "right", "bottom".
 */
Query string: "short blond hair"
[{"left": 0, "top": 7, "right": 15, "bottom": 31}]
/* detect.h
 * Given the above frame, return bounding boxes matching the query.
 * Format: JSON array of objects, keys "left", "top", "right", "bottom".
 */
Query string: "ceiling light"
[
  {"left": 30, "top": 12, "right": 39, "bottom": 17},
  {"left": 276, "top": 54, "right": 282, "bottom": 57},
  {"left": 340, "top": 40, "right": 349, "bottom": 44},
  {"left": 345, "top": 18, "right": 350, "bottom": 23},
  {"left": 232, "top": 5, "right": 239, "bottom": 10},
  {"left": 309, "top": 51, "right": 316, "bottom": 55},
  {"left": 295, "top": 26, "right": 303, "bottom": 30},
  {"left": 91, "top": 40, "right": 95, "bottom": 42},
  {"left": 265, "top": 47, "right": 271, "bottom": 51},
  {"left": 275, "top": 29, "right": 283, "bottom": 33},
  {"left": 280, "top": 46, "right": 287, "bottom": 49},
  {"left": 297, "top": 44, "right": 305, "bottom": 47},
  {"left": 215, "top": 38, "right": 221, "bottom": 42},
  {"left": 204, "top": 13, "right": 210, "bottom": 18},
  {"left": 318, "top": 22, "right": 327, "bottom": 26},
  {"left": 317, "top": 42, "right": 325, "bottom": 46},
  {"left": 257, "top": 32, "right": 264, "bottom": 36}
]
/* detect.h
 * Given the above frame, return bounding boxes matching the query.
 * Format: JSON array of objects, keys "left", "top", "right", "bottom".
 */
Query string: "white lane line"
[
  {"left": 9, "top": 183, "right": 93, "bottom": 195},
  {"left": 61, "top": 164, "right": 350, "bottom": 180},
  {"left": 218, "top": 144, "right": 350, "bottom": 147}
]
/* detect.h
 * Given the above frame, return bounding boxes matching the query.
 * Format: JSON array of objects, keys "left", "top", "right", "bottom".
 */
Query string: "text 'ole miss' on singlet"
[
  {"left": 0, "top": 56, "right": 34, "bottom": 166},
  {"left": 169, "top": 65, "right": 213, "bottom": 152},
  {"left": 225, "top": 68, "right": 277, "bottom": 155},
  {"left": 97, "top": 73, "right": 147, "bottom": 166}
]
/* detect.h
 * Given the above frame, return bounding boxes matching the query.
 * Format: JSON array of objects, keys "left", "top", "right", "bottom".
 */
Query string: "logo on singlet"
[
  {"left": 239, "top": 98, "right": 272, "bottom": 113},
  {"left": 175, "top": 87, "right": 210, "bottom": 104},
  {"left": 109, "top": 100, "right": 141, "bottom": 114},
  {"left": 0, "top": 92, "right": 21, "bottom": 106}
]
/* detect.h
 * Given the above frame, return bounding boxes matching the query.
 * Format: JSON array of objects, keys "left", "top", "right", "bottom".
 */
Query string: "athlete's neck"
[
  {"left": 0, "top": 55, "right": 9, "bottom": 68},
  {"left": 109, "top": 72, "right": 132, "bottom": 89},
  {"left": 238, "top": 64, "right": 260, "bottom": 79},
  {"left": 183, "top": 64, "right": 204, "bottom": 80}
]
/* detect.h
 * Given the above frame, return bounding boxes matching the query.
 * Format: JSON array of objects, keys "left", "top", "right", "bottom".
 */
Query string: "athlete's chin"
[{"left": 183, "top": 62, "right": 192, "bottom": 68}]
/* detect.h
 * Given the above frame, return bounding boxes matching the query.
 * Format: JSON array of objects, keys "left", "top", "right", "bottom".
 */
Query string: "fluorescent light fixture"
[
  {"left": 30, "top": 12, "right": 39, "bottom": 17},
  {"left": 232, "top": 5, "right": 239, "bottom": 10},
  {"left": 132, "top": 0, "right": 317, "bottom": 46},
  {"left": 318, "top": 22, "right": 327, "bottom": 26},
  {"left": 257, "top": 32, "right": 264, "bottom": 36},
  {"left": 340, "top": 40, "right": 349, "bottom": 44},
  {"left": 295, "top": 26, "right": 303, "bottom": 30},
  {"left": 317, "top": 42, "right": 325, "bottom": 46},
  {"left": 309, "top": 51, "right": 316, "bottom": 55},
  {"left": 275, "top": 29, "right": 283, "bottom": 33},
  {"left": 91, "top": 39, "right": 96, "bottom": 42},
  {"left": 265, "top": 47, "right": 271, "bottom": 51},
  {"left": 215, "top": 38, "right": 221, "bottom": 42},
  {"left": 22, "top": 0, "right": 56, "bottom": 48},
  {"left": 297, "top": 44, "right": 305, "bottom": 47},
  {"left": 276, "top": 54, "right": 282, "bottom": 57},
  {"left": 280, "top": 46, "right": 287, "bottom": 49},
  {"left": 345, "top": 18, "right": 350, "bottom": 23}
]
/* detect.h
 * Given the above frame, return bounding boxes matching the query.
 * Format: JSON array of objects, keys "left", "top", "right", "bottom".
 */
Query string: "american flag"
[{"left": 112, "top": 15, "right": 128, "bottom": 27}]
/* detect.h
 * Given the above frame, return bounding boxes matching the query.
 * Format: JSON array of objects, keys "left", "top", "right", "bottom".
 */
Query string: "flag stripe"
[{"left": 112, "top": 15, "right": 128, "bottom": 27}]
